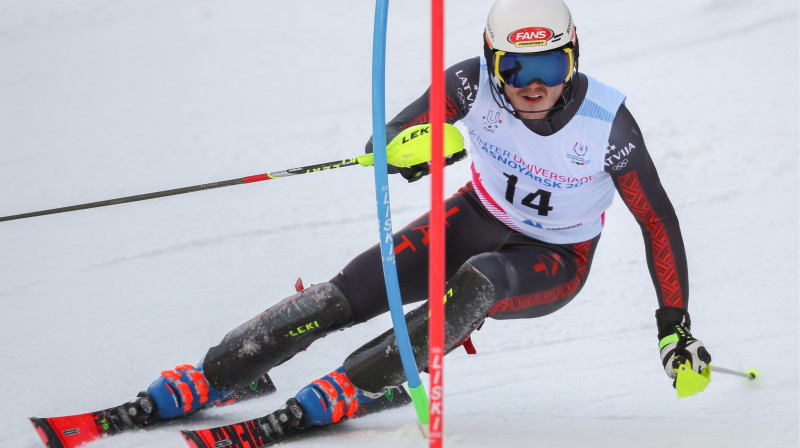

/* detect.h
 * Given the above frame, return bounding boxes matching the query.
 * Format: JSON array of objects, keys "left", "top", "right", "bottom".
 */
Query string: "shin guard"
[
  {"left": 203, "top": 282, "right": 355, "bottom": 390},
  {"left": 343, "top": 263, "right": 495, "bottom": 393}
]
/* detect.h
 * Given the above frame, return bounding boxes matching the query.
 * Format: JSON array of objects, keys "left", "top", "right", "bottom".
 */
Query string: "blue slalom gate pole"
[{"left": 371, "top": 0, "right": 430, "bottom": 425}]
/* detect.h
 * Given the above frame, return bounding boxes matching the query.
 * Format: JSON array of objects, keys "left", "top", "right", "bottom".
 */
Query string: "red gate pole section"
[{"left": 428, "top": 0, "right": 445, "bottom": 446}]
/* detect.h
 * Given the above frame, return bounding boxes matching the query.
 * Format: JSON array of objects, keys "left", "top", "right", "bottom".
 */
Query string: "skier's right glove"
[
  {"left": 380, "top": 123, "right": 467, "bottom": 182},
  {"left": 656, "top": 308, "right": 712, "bottom": 381}
]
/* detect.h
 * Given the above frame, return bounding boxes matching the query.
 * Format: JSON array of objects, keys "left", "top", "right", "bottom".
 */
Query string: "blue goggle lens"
[{"left": 496, "top": 50, "right": 572, "bottom": 88}]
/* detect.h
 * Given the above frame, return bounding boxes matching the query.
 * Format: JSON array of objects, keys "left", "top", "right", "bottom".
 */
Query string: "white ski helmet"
[{"left": 484, "top": 0, "right": 579, "bottom": 91}]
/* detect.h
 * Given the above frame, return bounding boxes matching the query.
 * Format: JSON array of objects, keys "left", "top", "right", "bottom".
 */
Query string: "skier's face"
[{"left": 503, "top": 81, "right": 565, "bottom": 120}]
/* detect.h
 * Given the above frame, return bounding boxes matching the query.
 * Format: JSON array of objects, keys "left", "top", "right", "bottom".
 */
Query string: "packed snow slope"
[{"left": 1, "top": 1, "right": 798, "bottom": 447}]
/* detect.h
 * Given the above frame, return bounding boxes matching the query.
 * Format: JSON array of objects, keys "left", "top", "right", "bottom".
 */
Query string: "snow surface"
[{"left": 1, "top": 1, "right": 798, "bottom": 447}]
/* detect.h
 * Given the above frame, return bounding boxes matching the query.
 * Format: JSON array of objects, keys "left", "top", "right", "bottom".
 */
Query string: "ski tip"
[
  {"left": 180, "top": 429, "right": 203, "bottom": 448},
  {"left": 29, "top": 417, "right": 63, "bottom": 448}
]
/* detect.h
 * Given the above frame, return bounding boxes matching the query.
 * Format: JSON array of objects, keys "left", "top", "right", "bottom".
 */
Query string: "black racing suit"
[
  {"left": 202, "top": 58, "right": 690, "bottom": 392},
  {"left": 331, "top": 57, "right": 688, "bottom": 324}
]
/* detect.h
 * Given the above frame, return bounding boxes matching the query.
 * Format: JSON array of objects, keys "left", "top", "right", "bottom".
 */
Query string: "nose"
[{"left": 524, "top": 78, "right": 547, "bottom": 88}]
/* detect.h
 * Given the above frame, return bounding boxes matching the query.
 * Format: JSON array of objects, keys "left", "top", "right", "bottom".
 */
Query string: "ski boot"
[
  {"left": 293, "top": 366, "right": 383, "bottom": 426},
  {"left": 145, "top": 363, "right": 230, "bottom": 420}
]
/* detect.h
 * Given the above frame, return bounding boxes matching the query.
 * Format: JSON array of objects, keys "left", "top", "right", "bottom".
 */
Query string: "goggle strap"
[
  {"left": 493, "top": 50, "right": 505, "bottom": 86},
  {"left": 564, "top": 47, "right": 574, "bottom": 83}
]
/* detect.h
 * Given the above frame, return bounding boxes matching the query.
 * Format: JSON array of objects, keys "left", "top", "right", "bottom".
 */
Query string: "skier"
[{"left": 144, "top": 0, "right": 712, "bottom": 435}]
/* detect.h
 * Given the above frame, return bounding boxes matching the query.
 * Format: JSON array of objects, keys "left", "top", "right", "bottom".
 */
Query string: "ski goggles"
[{"left": 492, "top": 47, "right": 575, "bottom": 88}]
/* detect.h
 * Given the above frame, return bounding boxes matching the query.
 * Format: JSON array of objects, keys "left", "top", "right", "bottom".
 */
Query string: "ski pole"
[
  {"left": 1, "top": 123, "right": 463, "bottom": 224},
  {"left": 0, "top": 155, "right": 373, "bottom": 223},
  {"left": 711, "top": 365, "right": 760, "bottom": 380}
]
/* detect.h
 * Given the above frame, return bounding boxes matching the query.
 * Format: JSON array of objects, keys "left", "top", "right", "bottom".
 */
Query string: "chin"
[{"left": 513, "top": 99, "right": 555, "bottom": 112}]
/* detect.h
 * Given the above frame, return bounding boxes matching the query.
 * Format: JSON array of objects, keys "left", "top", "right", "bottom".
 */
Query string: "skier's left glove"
[
  {"left": 396, "top": 149, "right": 467, "bottom": 183},
  {"left": 656, "top": 307, "right": 712, "bottom": 382}
]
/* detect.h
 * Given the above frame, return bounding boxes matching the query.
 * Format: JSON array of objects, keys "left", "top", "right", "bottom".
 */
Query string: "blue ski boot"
[
  {"left": 293, "top": 366, "right": 381, "bottom": 426},
  {"left": 146, "top": 363, "right": 230, "bottom": 420}
]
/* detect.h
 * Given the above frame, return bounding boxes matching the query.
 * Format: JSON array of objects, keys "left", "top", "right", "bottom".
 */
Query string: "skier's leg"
[
  {"left": 147, "top": 184, "right": 511, "bottom": 421},
  {"left": 263, "top": 185, "right": 516, "bottom": 428},
  {"left": 201, "top": 183, "right": 500, "bottom": 387},
  {"left": 330, "top": 183, "right": 512, "bottom": 323},
  {"left": 343, "top": 261, "right": 496, "bottom": 392},
  {"left": 338, "top": 235, "right": 601, "bottom": 396},
  {"left": 248, "top": 207, "right": 598, "bottom": 428},
  {"left": 270, "top": 263, "right": 494, "bottom": 428},
  {"left": 146, "top": 282, "right": 355, "bottom": 419},
  {"left": 241, "top": 261, "right": 493, "bottom": 431},
  {"left": 480, "top": 236, "right": 600, "bottom": 320}
]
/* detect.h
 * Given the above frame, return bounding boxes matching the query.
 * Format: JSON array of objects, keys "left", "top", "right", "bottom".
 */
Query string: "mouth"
[{"left": 522, "top": 93, "right": 544, "bottom": 103}]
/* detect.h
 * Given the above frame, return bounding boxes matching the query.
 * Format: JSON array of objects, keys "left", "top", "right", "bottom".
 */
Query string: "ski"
[
  {"left": 30, "top": 374, "right": 277, "bottom": 448},
  {"left": 181, "top": 385, "right": 413, "bottom": 448}
]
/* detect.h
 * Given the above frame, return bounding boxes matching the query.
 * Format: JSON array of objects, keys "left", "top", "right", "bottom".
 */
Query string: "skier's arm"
[
  {"left": 605, "top": 105, "right": 711, "bottom": 385},
  {"left": 605, "top": 104, "right": 689, "bottom": 313},
  {"left": 364, "top": 57, "right": 480, "bottom": 163}
]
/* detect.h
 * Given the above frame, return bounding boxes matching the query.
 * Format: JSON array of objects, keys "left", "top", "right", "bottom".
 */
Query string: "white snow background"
[{"left": 1, "top": 1, "right": 798, "bottom": 447}]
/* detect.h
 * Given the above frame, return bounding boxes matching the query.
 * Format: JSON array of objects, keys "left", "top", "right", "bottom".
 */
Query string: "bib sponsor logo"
[
  {"left": 567, "top": 142, "right": 591, "bottom": 165},
  {"left": 508, "top": 27, "right": 553, "bottom": 47},
  {"left": 523, "top": 219, "right": 544, "bottom": 228},
  {"left": 482, "top": 109, "right": 502, "bottom": 132},
  {"left": 523, "top": 219, "right": 584, "bottom": 231}
]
